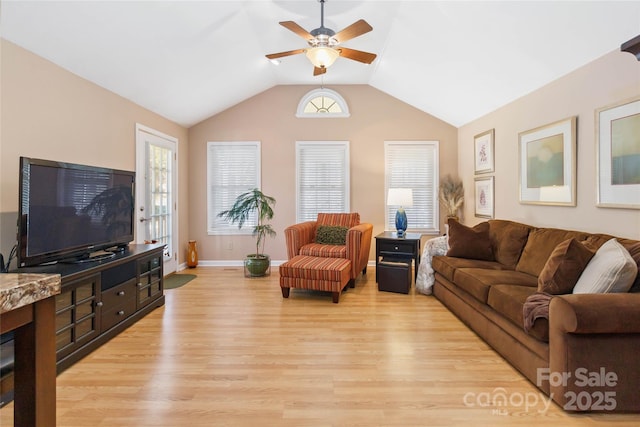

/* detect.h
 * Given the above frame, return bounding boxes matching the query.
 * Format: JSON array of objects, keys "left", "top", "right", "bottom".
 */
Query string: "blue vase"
[{"left": 395, "top": 207, "right": 407, "bottom": 237}]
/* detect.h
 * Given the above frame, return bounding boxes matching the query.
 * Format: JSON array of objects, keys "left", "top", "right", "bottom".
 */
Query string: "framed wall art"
[
  {"left": 518, "top": 116, "right": 577, "bottom": 206},
  {"left": 474, "top": 176, "right": 494, "bottom": 218},
  {"left": 474, "top": 129, "right": 495, "bottom": 174},
  {"left": 596, "top": 97, "right": 640, "bottom": 209}
]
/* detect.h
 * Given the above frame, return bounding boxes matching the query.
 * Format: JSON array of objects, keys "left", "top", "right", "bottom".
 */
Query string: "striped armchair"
[{"left": 284, "top": 213, "right": 373, "bottom": 280}]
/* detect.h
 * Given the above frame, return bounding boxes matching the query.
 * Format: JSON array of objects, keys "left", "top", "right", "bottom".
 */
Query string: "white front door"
[{"left": 135, "top": 124, "right": 178, "bottom": 274}]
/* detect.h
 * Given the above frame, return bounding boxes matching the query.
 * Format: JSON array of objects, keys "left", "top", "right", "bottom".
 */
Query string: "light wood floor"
[{"left": 2, "top": 267, "right": 639, "bottom": 426}]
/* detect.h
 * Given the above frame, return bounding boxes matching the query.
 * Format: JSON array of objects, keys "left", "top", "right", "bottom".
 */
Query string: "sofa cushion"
[
  {"left": 537, "top": 238, "right": 595, "bottom": 295},
  {"left": 446, "top": 219, "right": 494, "bottom": 261},
  {"left": 573, "top": 238, "right": 637, "bottom": 294},
  {"left": 488, "top": 220, "right": 532, "bottom": 268},
  {"left": 453, "top": 268, "right": 538, "bottom": 303},
  {"left": 300, "top": 243, "right": 347, "bottom": 259},
  {"left": 516, "top": 228, "right": 589, "bottom": 277},
  {"left": 487, "top": 285, "right": 549, "bottom": 342},
  {"left": 315, "top": 225, "right": 348, "bottom": 245},
  {"left": 619, "top": 239, "right": 640, "bottom": 293},
  {"left": 583, "top": 235, "right": 640, "bottom": 292},
  {"left": 317, "top": 213, "right": 360, "bottom": 228},
  {"left": 432, "top": 256, "right": 505, "bottom": 282}
]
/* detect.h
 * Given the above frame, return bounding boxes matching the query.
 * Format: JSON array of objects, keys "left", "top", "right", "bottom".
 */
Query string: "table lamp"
[{"left": 387, "top": 188, "right": 413, "bottom": 237}]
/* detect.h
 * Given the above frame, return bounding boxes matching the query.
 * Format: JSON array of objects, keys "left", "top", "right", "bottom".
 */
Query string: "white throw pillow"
[{"left": 573, "top": 238, "right": 637, "bottom": 294}]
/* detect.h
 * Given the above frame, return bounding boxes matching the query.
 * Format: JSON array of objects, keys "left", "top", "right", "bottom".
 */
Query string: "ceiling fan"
[{"left": 265, "top": 0, "right": 377, "bottom": 76}]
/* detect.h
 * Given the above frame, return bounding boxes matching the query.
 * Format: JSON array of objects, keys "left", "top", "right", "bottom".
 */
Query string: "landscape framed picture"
[
  {"left": 474, "top": 176, "right": 494, "bottom": 218},
  {"left": 474, "top": 129, "right": 495, "bottom": 174},
  {"left": 596, "top": 97, "right": 640, "bottom": 209},
  {"left": 518, "top": 116, "right": 577, "bottom": 206}
]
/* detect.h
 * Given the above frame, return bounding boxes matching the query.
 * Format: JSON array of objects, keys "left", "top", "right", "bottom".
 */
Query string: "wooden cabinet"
[
  {"left": 137, "top": 252, "right": 163, "bottom": 309},
  {"left": 100, "top": 278, "right": 137, "bottom": 333},
  {"left": 17, "top": 244, "right": 165, "bottom": 372},
  {"left": 54, "top": 273, "right": 101, "bottom": 360}
]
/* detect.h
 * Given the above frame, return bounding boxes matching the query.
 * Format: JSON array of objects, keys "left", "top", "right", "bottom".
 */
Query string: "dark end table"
[{"left": 375, "top": 231, "right": 422, "bottom": 282}]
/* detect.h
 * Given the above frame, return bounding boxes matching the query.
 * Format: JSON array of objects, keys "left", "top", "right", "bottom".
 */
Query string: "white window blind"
[
  {"left": 385, "top": 141, "right": 440, "bottom": 234},
  {"left": 207, "top": 141, "right": 261, "bottom": 235},
  {"left": 296, "top": 141, "right": 350, "bottom": 223}
]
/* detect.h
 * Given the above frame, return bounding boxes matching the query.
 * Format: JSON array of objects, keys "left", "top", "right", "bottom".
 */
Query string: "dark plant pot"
[{"left": 244, "top": 254, "right": 270, "bottom": 277}]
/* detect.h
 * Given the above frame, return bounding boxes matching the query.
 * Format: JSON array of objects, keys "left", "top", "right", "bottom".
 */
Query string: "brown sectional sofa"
[{"left": 432, "top": 219, "right": 640, "bottom": 412}]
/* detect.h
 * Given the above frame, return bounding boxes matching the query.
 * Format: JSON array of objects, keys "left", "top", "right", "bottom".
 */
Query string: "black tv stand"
[{"left": 13, "top": 243, "right": 164, "bottom": 373}]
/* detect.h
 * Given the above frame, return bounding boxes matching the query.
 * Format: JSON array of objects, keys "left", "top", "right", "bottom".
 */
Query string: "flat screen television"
[{"left": 18, "top": 157, "right": 135, "bottom": 267}]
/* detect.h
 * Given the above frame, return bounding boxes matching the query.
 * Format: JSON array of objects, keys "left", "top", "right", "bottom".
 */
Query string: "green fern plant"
[{"left": 217, "top": 188, "right": 276, "bottom": 257}]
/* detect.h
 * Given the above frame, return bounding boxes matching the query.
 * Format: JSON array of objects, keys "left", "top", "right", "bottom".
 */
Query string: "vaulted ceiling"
[{"left": 2, "top": 1, "right": 639, "bottom": 128}]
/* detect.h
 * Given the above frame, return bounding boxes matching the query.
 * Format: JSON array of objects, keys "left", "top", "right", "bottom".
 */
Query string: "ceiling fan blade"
[
  {"left": 266, "top": 49, "right": 305, "bottom": 60},
  {"left": 279, "top": 21, "right": 314, "bottom": 41},
  {"left": 313, "top": 66, "right": 327, "bottom": 76},
  {"left": 333, "top": 19, "right": 373, "bottom": 43},
  {"left": 338, "top": 47, "right": 377, "bottom": 64}
]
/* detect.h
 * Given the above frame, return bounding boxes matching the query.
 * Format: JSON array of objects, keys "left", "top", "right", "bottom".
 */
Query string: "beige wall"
[
  {"left": 0, "top": 40, "right": 190, "bottom": 263},
  {"left": 188, "top": 85, "right": 458, "bottom": 262},
  {"left": 458, "top": 49, "right": 640, "bottom": 239},
  {"left": 7, "top": 37, "right": 634, "bottom": 268}
]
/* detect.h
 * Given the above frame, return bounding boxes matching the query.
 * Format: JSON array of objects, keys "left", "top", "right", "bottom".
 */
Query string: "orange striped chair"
[
  {"left": 279, "top": 213, "right": 373, "bottom": 303},
  {"left": 284, "top": 213, "right": 373, "bottom": 280}
]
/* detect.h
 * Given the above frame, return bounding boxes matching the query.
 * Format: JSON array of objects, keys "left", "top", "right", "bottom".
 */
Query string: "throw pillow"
[
  {"left": 537, "top": 238, "right": 595, "bottom": 294},
  {"left": 315, "top": 225, "right": 348, "bottom": 245},
  {"left": 619, "top": 240, "right": 640, "bottom": 293},
  {"left": 446, "top": 219, "right": 494, "bottom": 261},
  {"left": 573, "top": 238, "right": 638, "bottom": 294}
]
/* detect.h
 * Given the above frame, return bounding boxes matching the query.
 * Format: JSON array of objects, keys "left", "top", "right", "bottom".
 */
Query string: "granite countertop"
[{"left": 0, "top": 273, "right": 62, "bottom": 314}]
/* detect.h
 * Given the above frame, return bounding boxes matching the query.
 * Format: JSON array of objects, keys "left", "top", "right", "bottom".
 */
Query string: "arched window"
[{"left": 296, "top": 88, "right": 350, "bottom": 118}]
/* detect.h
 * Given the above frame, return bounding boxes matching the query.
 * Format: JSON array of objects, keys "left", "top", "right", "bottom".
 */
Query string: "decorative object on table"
[
  {"left": 595, "top": 97, "right": 640, "bottom": 209},
  {"left": 438, "top": 175, "right": 464, "bottom": 221},
  {"left": 217, "top": 188, "right": 276, "bottom": 277},
  {"left": 415, "top": 235, "right": 448, "bottom": 295},
  {"left": 474, "top": 176, "right": 495, "bottom": 218},
  {"left": 518, "top": 116, "right": 577, "bottom": 206},
  {"left": 387, "top": 188, "right": 413, "bottom": 237},
  {"left": 164, "top": 274, "right": 197, "bottom": 290},
  {"left": 474, "top": 129, "right": 495, "bottom": 174},
  {"left": 186, "top": 240, "right": 198, "bottom": 268}
]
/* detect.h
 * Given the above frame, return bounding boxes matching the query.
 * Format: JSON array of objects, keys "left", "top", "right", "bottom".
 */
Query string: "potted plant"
[
  {"left": 439, "top": 175, "right": 464, "bottom": 221},
  {"left": 217, "top": 188, "right": 276, "bottom": 277}
]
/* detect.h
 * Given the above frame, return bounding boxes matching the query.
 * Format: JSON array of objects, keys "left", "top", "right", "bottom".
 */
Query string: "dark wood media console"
[{"left": 14, "top": 243, "right": 165, "bottom": 373}]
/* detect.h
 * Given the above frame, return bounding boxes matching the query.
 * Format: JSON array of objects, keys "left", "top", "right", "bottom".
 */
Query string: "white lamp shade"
[
  {"left": 305, "top": 47, "right": 340, "bottom": 68},
  {"left": 387, "top": 188, "right": 413, "bottom": 207}
]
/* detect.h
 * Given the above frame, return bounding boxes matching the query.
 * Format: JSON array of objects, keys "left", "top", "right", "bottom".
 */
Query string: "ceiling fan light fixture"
[{"left": 306, "top": 46, "right": 339, "bottom": 69}]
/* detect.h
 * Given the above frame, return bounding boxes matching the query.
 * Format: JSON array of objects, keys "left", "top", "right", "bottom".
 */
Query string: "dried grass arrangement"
[{"left": 439, "top": 175, "right": 464, "bottom": 218}]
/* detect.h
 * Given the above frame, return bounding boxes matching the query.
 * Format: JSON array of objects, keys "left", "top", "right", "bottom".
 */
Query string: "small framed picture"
[
  {"left": 475, "top": 176, "right": 494, "bottom": 218},
  {"left": 596, "top": 97, "right": 640, "bottom": 209},
  {"left": 519, "top": 116, "right": 577, "bottom": 206},
  {"left": 474, "top": 129, "right": 495, "bottom": 174}
]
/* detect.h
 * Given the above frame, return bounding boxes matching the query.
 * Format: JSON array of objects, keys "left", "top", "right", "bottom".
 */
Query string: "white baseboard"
[{"left": 179, "top": 259, "right": 377, "bottom": 268}]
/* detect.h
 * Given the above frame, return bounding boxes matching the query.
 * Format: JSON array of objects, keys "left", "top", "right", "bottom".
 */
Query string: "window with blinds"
[
  {"left": 207, "top": 141, "right": 261, "bottom": 235},
  {"left": 385, "top": 141, "right": 440, "bottom": 234},
  {"left": 296, "top": 141, "right": 350, "bottom": 223}
]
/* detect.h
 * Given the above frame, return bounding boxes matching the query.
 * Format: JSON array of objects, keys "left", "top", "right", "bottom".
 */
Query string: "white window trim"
[
  {"left": 384, "top": 140, "right": 440, "bottom": 235},
  {"left": 207, "top": 141, "right": 261, "bottom": 235},
  {"left": 296, "top": 141, "right": 350, "bottom": 223},
  {"left": 296, "top": 88, "right": 350, "bottom": 118}
]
